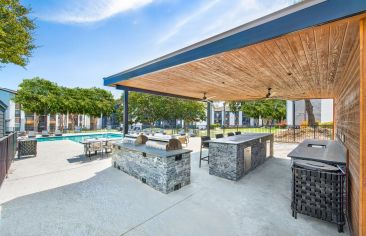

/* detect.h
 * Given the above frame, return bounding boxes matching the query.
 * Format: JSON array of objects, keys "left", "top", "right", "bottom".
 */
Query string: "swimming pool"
[{"left": 36, "top": 133, "right": 123, "bottom": 143}]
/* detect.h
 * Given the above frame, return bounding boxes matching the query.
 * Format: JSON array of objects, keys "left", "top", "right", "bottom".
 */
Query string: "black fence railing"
[
  {"left": 0, "top": 133, "right": 17, "bottom": 187},
  {"left": 138, "top": 125, "right": 333, "bottom": 143},
  {"left": 200, "top": 125, "right": 333, "bottom": 143}
]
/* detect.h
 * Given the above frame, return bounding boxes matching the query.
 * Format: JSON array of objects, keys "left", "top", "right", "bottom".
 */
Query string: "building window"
[
  {"left": 225, "top": 111, "right": 230, "bottom": 126},
  {"left": 242, "top": 113, "right": 250, "bottom": 126},
  {"left": 214, "top": 111, "right": 222, "bottom": 124}
]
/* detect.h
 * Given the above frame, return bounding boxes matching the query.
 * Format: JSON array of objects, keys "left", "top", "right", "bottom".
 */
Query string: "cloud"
[
  {"left": 38, "top": 0, "right": 153, "bottom": 24},
  {"left": 156, "top": 0, "right": 290, "bottom": 46},
  {"left": 156, "top": 0, "right": 221, "bottom": 44}
]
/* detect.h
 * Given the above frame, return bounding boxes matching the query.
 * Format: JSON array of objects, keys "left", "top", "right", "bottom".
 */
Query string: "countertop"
[
  {"left": 287, "top": 139, "right": 346, "bottom": 165},
  {"left": 113, "top": 141, "right": 192, "bottom": 158},
  {"left": 206, "top": 133, "right": 273, "bottom": 145}
]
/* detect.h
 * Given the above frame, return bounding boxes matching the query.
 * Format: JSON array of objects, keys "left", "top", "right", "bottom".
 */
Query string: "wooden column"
[
  {"left": 360, "top": 17, "right": 366, "bottom": 236},
  {"left": 123, "top": 89, "right": 129, "bottom": 135}
]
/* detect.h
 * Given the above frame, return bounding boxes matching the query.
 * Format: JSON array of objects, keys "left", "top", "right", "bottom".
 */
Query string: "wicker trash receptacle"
[{"left": 291, "top": 160, "right": 345, "bottom": 233}]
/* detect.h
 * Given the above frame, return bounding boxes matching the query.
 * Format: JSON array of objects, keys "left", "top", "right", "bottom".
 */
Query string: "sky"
[{"left": 1, "top": 0, "right": 292, "bottom": 97}]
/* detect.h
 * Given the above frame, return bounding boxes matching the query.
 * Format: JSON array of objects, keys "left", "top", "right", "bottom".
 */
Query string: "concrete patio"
[{"left": 0, "top": 138, "right": 349, "bottom": 236}]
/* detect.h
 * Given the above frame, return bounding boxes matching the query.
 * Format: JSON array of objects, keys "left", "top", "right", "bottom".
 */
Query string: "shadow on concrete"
[{"left": 1, "top": 157, "right": 348, "bottom": 236}]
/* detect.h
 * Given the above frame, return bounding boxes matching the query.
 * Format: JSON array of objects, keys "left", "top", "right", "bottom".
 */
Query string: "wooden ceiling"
[{"left": 115, "top": 15, "right": 363, "bottom": 101}]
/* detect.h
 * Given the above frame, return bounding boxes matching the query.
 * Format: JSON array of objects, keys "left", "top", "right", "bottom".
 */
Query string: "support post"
[
  {"left": 207, "top": 102, "right": 211, "bottom": 137},
  {"left": 123, "top": 89, "right": 129, "bottom": 135}
]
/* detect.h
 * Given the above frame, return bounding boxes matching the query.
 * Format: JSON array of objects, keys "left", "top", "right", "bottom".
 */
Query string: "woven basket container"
[{"left": 291, "top": 160, "right": 345, "bottom": 232}]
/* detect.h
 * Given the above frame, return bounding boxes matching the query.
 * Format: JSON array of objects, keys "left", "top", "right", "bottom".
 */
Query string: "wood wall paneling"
[
  {"left": 334, "top": 19, "right": 360, "bottom": 236},
  {"left": 359, "top": 17, "right": 366, "bottom": 236}
]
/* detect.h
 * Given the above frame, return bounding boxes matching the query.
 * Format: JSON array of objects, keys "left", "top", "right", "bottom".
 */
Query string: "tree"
[
  {"left": 304, "top": 99, "right": 316, "bottom": 126},
  {"left": 14, "top": 78, "right": 116, "bottom": 131},
  {"left": 127, "top": 92, "right": 206, "bottom": 130},
  {"left": 14, "top": 77, "right": 60, "bottom": 131},
  {"left": 176, "top": 99, "right": 206, "bottom": 130},
  {"left": 0, "top": 0, "right": 36, "bottom": 67},
  {"left": 229, "top": 99, "right": 286, "bottom": 126},
  {"left": 128, "top": 92, "right": 169, "bottom": 128}
]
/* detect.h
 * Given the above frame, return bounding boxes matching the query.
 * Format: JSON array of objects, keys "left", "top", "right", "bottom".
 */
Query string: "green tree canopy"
[
  {"left": 14, "top": 77, "right": 116, "bottom": 129},
  {"left": 14, "top": 77, "right": 59, "bottom": 115},
  {"left": 126, "top": 92, "right": 206, "bottom": 127},
  {"left": 229, "top": 99, "right": 286, "bottom": 125},
  {"left": 0, "top": 0, "right": 36, "bottom": 67}
]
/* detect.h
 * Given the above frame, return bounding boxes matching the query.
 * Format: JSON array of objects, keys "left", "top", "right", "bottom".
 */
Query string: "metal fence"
[
  {"left": 199, "top": 125, "right": 333, "bottom": 143},
  {"left": 0, "top": 133, "right": 17, "bottom": 186},
  {"left": 148, "top": 125, "right": 333, "bottom": 143}
]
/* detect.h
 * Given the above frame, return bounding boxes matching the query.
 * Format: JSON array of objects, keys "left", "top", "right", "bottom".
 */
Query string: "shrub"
[{"left": 210, "top": 124, "right": 220, "bottom": 129}]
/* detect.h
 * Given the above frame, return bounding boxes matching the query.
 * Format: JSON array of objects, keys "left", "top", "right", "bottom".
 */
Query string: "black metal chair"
[
  {"left": 227, "top": 132, "right": 235, "bottom": 137},
  {"left": 215, "top": 133, "right": 224, "bottom": 139},
  {"left": 199, "top": 136, "right": 210, "bottom": 168},
  {"left": 235, "top": 131, "right": 241, "bottom": 135}
]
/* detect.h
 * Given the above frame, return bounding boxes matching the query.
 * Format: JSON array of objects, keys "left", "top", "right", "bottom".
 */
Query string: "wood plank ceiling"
[{"left": 115, "top": 15, "right": 363, "bottom": 101}]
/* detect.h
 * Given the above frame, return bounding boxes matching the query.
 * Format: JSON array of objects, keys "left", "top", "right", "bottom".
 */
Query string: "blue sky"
[{"left": 1, "top": 0, "right": 291, "bottom": 97}]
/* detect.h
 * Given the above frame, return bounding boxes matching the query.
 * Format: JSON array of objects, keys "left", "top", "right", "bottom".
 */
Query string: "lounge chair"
[
  {"left": 41, "top": 130, "right": 50, "bottom": 137},
  {"left": 235, "top": 131, "right": 241, "bottom": 135},
  {"left": 28, "top": 131, "right": 36, "bottom": 138},
  {"left": 75, "top": 126, "right": 81, "bottom": 133},
  {"left": 55, "top": 130, "right": 63, "bottom": 136},
  {"left": 227, "top": 132, "right": 235, "bottom": 137}
]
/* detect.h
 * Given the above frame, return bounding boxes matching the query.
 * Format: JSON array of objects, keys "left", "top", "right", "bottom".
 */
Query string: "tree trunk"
[
  {"left": 33, "top": 113, "right": 39, "bottom": 132},
  {"left": 59, "top": 114, "right": 64, "bottom": 131},
  {"left": 305, "top": 99, "right": 316, "bottom": 126}
]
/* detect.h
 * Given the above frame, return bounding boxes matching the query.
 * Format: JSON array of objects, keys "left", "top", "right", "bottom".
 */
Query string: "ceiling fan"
[
  {"left": 201, "top": 92, "right": 216, "bottom": 103},
  {"left": 260, "top": 88, "right": 282, "bottom": 100}
]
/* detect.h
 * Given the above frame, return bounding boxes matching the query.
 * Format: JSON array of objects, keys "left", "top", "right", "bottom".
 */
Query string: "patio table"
[
  {"left": 80, "top": 138, "right": 111, "bottom": 157},
  {"left": 204, "top": 133, "right": 274, "bottom": 180}
]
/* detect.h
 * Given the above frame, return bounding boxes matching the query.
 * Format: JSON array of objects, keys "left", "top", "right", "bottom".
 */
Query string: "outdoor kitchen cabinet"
[{"left": 112, "top": 142, "right": 191, "bottom": 193}]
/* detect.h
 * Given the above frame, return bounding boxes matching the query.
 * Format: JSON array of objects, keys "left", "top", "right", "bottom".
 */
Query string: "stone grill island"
[
  {"left": 112, "top": 135, "right": 192, "bottom": 194},
  {"left": 207, "top": 133, "right": 274, "bottom": 181}
]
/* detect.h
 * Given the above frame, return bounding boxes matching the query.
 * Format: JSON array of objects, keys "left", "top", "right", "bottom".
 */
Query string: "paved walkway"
[{"left": 0, "top": 138, "right": 348, "bottom": 236}]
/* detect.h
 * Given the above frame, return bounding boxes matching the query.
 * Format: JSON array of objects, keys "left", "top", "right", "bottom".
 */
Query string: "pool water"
[{"left": 37, "top": 133, "right": 123, "bottom": 143}]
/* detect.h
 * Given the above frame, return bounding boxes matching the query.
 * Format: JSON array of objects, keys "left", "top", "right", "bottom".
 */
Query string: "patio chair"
[
  {"left": 215, "top": 134, "right": 224, "bottom": 139},
  {"left": 104, "top": 141, "right": 113, "bottom": 154},
  {"left": 85, "top": 141, "right": 103, "bottom": 159},
  {"left": 75, "top": 126, "right": 81, "bottom": 133},
  {"left": 199, "top": 136, "right": 210, "bottom": 168},
  {"left": 235, "top": 131, "right": 241, "bottom": 135},
  {"left": 54, "top": 130, "right": 63, "bottom": 136},
  {"left": 28, "top": 131, "right": 36, "bottom": 138},
  {"left": 227, "top": 132, "right": 235, "bottom": 137},
  {"left": 41, "top": 130, "right": 49, "bottom": 137}
]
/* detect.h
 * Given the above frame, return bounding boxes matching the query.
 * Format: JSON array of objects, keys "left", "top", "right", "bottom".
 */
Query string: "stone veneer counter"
[
  {"left": 207, "top": 133, "right": 274, "bottom": 181},
  {"left": 112, "top": 142, "right": 192, "bottom": 193}
]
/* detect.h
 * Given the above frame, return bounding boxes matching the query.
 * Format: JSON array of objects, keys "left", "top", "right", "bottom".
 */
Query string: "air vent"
[
  {"left": 175, "top": 154, "right": 182, "bottom": 161},
  {"left": 174, "top": 183, "right": 181, "bottom": 191}
]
